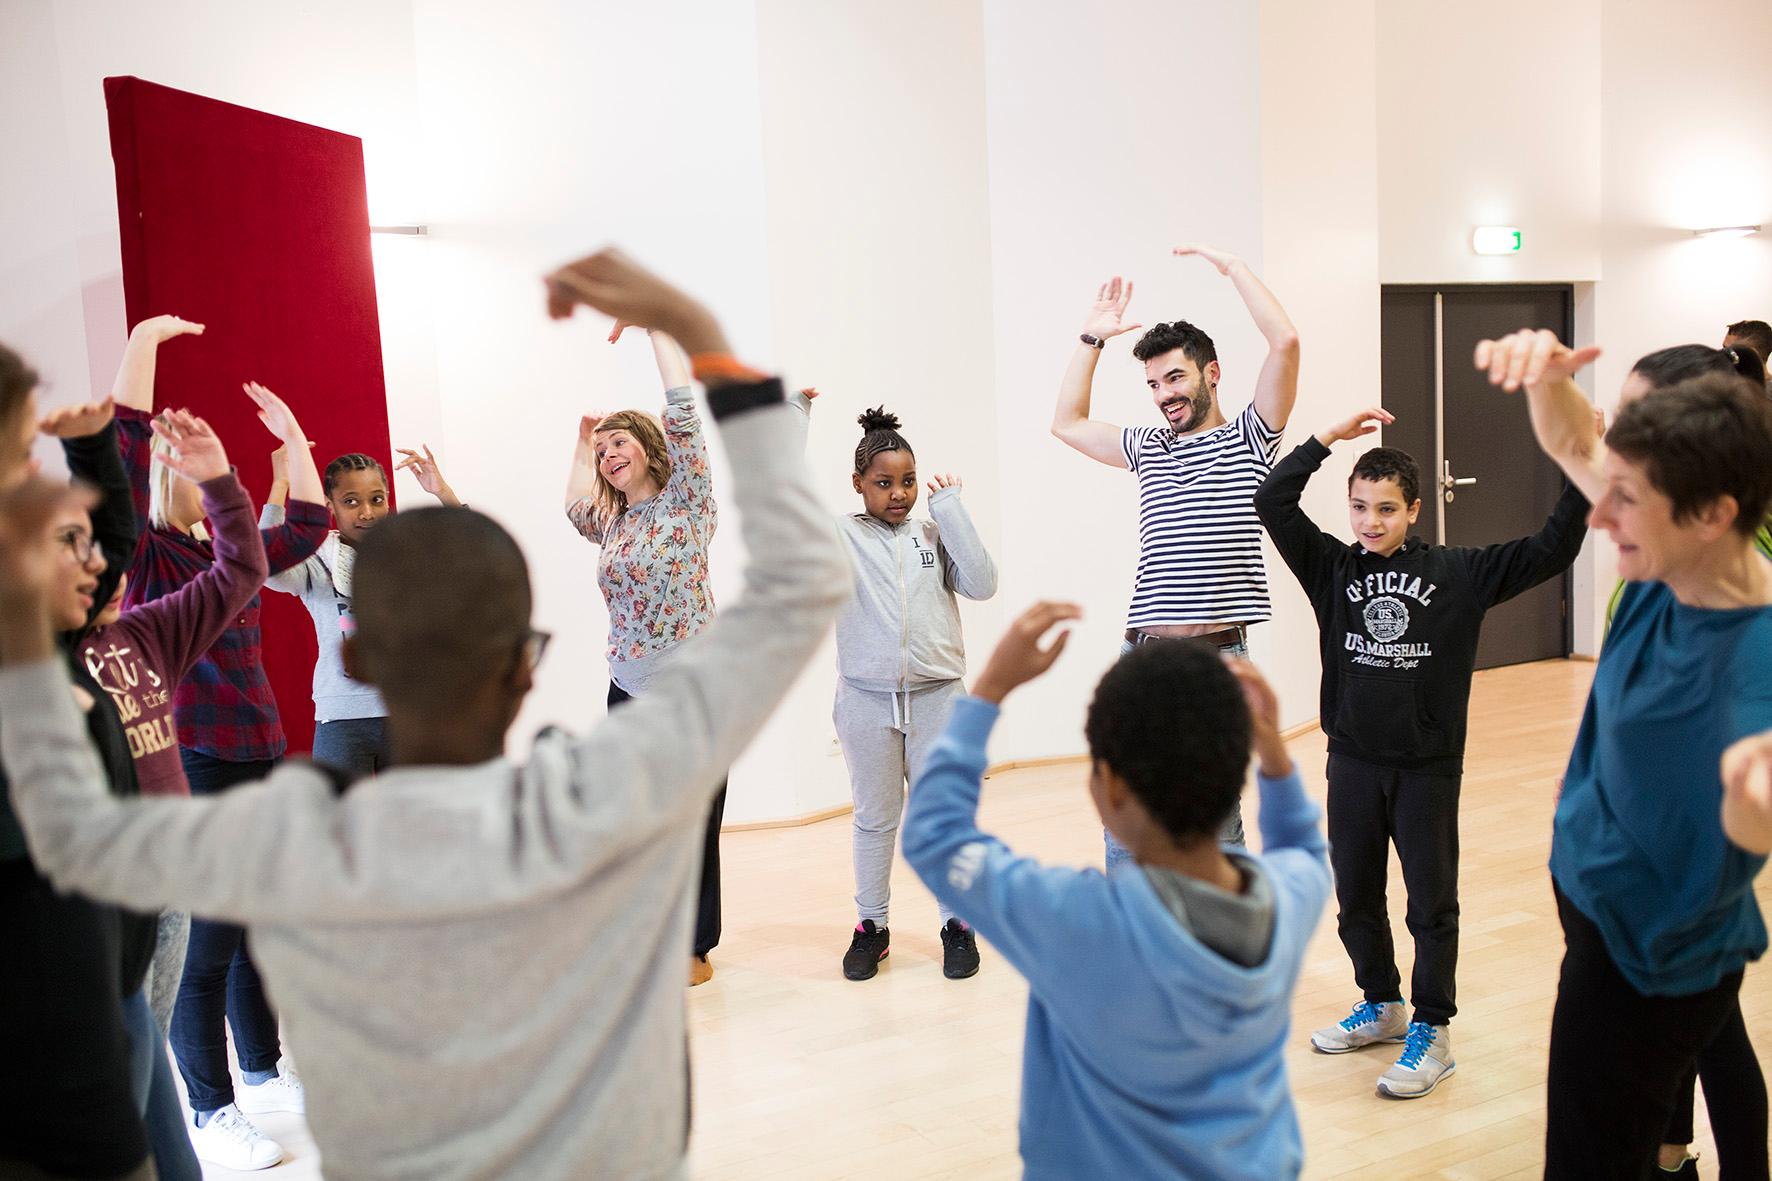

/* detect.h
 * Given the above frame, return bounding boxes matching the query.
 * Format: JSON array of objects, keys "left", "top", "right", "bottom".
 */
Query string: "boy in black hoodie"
[{"left": 1253, "top": 405, "right": 1588, "bottom": 1100}]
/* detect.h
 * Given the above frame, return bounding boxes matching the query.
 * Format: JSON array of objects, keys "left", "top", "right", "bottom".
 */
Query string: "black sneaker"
[
  {"left": 941, "top": 918, "right": 980, "bottom": 979},
  {"left": 843, "top": 920, "right": 890, "bottom": 980}
]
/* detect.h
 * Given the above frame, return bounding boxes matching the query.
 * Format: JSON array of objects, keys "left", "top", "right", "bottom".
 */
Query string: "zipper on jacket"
[{"left": 896, "top": 525, "right": 909, "bottom": 706}]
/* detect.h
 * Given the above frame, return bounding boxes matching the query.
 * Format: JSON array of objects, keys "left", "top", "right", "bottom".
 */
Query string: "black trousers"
[
  {"left": 606, "top": 682, "right": 725, "bottom": 958},
  {"left": 1546, "top": 883, "right": 1754, "bottom": 1180},
  {"left": 1663, "top": 990, "right": 1769, "bottom": 1179},
  {"left": 0, "top": 861, "right": 150, "bottom": 1179},
  {"left": 1325, "top": 753, "right": 1461, "bottom": 1026}
]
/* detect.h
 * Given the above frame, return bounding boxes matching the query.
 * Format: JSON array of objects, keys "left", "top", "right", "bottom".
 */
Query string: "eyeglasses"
[
  {"left": 55, "top": 529, "right": 103, "bottom": 566},
  {"left": 523, "top": 628, "right": 553, "bottom": 672}
]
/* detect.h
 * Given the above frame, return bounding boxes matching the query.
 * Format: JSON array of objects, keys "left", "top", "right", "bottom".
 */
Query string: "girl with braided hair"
[
  {"left": 262, "top": 445, "right": 463, "bottom": 779},
  {"left": 791, "top": 391, "right": 999, "bottom": 981}
]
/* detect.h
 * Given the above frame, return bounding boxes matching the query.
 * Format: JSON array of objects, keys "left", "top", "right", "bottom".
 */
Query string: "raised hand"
[
  {"left": 578, "top": 414, "right": 605, "bottom": 446},
  {"left": 1172, "top": 243, "right": 1241, "bottom": 275},
  {"left": 799, "top": 387, "right": 821, "bottom": 402},
  {"left": 395, "top": 444, "right": 455, "bottom": 500},
  {"left": 971, "top": 601, "right": 1082, "bottom": 705},
  {"left": 131, "top": 315, "right": 205, "bottom": 345},
  {"left": 544, "top": 248, "right": 725, "bottom": 356},
  {"left": 606, "top": 319, "right": 652, "bottom": 344},
  {"left": 1227, "top": 658, "right": 1293, "bottom": 778},
  {"left": 1474, "top": 329, "right": 1602, "bottom": 393},
  {"left": 242, "top": 381, "right": 306, "bottom": 445},
  {"left": 1722, "top": 730, "right": 1772, "bottom": 854},
  {"left": 1316, "top": 406, "right": 1394, "bottom": 447},
  {"left": 269, "top": 440, "right": 315, "bottom": 487},
  {"left": 38, "top": 396, "right": 117, "bottom": 440},
  {"left": 1228, "top": 658, "right": 1279, "bottom": 729},
  {"left": 149, "top": 410, "right": 229, "bottom": 483},
  {"left": 1082, "top": 277, "right": 1143, "bottom": 341},
  {"left": 926, "top": 472, "right": 961, "bottom": 495}
]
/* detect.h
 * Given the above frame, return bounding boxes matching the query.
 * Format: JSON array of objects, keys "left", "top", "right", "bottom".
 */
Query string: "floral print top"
[{"left": 567, "top": 386, "right": 717, "bottom": 690}]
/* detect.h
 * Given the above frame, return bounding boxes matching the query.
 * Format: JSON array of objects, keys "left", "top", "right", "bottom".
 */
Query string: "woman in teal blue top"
[{"left": 1476, "top": 332, "right": 1772, "bottom": 1181}]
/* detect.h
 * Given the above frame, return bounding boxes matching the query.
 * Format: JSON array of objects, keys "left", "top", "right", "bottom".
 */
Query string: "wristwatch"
[{"left": 1080, "top": 333, "right": 1106, "bottom": 350}]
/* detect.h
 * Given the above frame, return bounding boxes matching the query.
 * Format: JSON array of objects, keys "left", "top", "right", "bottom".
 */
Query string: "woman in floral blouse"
[{"left": 565, "top": 323, "right": 724, "bottom": 986}]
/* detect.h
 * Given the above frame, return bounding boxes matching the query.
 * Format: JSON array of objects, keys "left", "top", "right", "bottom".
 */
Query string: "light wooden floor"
[{"left": 201, "top": 659, "right": 1772, "bottom": 1179}]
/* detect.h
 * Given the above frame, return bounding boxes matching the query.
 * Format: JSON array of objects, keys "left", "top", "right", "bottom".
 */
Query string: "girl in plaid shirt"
[{"left": 113, "top": 315, "right": 326, "bottom": 1169}]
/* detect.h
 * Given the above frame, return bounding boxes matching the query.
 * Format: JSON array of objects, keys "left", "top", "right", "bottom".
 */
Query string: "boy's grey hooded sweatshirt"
[{"left": 0, "top": 387, "right": 850, "bottom": 1181}]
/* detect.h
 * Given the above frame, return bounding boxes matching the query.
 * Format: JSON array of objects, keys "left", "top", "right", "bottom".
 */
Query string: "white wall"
[
  {"left": 1595, "top": 0, "right": 1772, "bottom": 395},
  {"left": 979, "top": 0, "right": 1270, "bottom": 760},
  {"left": 745, "top": 0, "right": 1003, "bottom": 819},
  {"left": 1, "top": 0, "right": 90, "bottom": 471},
  {"left": 1375, "top": 0, "right": 1603, "bottom": 285},
  {"left": 1256, "top": 0, "right": 1382, "bottom": 730}
]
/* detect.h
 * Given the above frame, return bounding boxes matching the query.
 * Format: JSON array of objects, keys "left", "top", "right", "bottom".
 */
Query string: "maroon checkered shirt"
[{"left": 117, "top": 406, "right": 328, "bottom": 761}]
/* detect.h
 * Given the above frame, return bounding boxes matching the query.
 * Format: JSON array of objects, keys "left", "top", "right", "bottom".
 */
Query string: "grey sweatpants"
[
  {"left": 147, "top": 910, "right": 189, "bottom": 1037},
  {"left": 835, "top": 678, "right": 964, "bottom": 927}
]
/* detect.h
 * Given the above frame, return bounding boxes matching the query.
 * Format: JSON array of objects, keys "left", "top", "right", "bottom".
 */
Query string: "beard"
[{"left": 1161, "top": 382, "right": 1214, "bottom": 434}]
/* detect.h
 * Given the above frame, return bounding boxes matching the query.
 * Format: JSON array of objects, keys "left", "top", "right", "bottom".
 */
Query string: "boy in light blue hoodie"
[{"left": 903, "top": 602, "right": 1330, "bottom": 1180}]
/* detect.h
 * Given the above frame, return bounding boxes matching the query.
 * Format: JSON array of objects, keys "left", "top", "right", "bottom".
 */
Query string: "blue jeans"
[
  {"left": 1104, "top": 634, "right": 1249, "bottom": 871},
  {"left": 313, "top": 715, "right": 390, "bottom": 780},
  {"left": 122, "top": 988, "right": 201, "bottom": 1181},
  {"left": 171, "top": 751, "right": 284, "bottom": 1113}
]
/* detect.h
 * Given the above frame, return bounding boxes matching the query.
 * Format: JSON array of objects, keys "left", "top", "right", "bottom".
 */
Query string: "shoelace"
[
  {"left": 1396, "top": 1022, "right": 1437, "bottom": 1069},
  {"left": 1339, "top": 1001, "right": 1385, "bottom": 1032},
  {"left": 211, "top": 1109, "right": 266, "bottom": 1143}
]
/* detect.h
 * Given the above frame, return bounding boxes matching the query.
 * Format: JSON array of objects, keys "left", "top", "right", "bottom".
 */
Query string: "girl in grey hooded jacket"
[{"left": 793, "top": 392, "right": 998, "bottom": 981}]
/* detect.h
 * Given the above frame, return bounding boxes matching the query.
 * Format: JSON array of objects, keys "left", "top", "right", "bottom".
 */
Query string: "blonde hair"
[
  {"left": 147, "top": 432, "right": 208, "bottom": 539},
  {"left": 587, "top": 410, "right": 672, "bottom": 526},
  {"left": 147, "top": 432, "right": 178, "bottom": 531}
]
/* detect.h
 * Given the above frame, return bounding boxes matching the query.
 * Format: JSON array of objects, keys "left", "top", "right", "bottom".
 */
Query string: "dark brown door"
[{"left": 1380, "top": 285, "right": 1576, "bottom": 670}]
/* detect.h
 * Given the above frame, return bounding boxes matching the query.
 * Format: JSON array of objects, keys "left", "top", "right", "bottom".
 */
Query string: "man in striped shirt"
[{"left": 1051, "top": 244, "right": 1300, "bottom": 856}]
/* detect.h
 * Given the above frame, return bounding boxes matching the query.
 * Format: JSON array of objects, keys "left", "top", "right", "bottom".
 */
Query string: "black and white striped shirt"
[{"left": 1121, "top": 402, "right": 1284, "bottom": 629}]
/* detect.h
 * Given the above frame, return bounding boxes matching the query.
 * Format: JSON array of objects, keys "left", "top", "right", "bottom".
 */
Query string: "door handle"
[{"left": 1442, "top": 460, "right": 1477, "bottom": 503}]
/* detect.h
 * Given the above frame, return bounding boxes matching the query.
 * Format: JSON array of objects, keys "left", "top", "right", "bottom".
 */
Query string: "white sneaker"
[
  {"left": 1310, "top": 999, "right": 1408, "bottom": 1054},
  {"left": 1377, "top": 1022, "right": 1457, "bottom": 1099},
  {"left": 190, "top": 1103, "right": 284, "bottom": 1170},
  {"left": 237, "top": 1064, "right": 305, "bottom": 1115}
]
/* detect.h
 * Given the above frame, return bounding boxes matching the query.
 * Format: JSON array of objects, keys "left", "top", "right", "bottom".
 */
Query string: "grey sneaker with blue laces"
[
  {"left": 1376, "top": 1021, "right": 1456, "bottom": 1099},
  {"left": 1310, "top": 999, "right": 1408, "bottom": 1054}
]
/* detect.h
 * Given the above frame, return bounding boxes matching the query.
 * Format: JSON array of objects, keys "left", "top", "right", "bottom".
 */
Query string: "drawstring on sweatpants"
[{"left": 890, "top": 687, "right": 912, "bottom": 733}]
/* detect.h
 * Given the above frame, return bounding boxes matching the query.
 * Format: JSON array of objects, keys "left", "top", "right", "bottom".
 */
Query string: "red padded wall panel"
[{"left": 105, "top": 76, "right": 394, "bottom": 756}]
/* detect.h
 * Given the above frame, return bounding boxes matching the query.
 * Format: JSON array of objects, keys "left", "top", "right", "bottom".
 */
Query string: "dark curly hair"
[
  {"left": 1724, "top": 320, "right": 1772, "bottom": 366},
  {"left": 1606, "top": 371, "right": 1772, "bottom": 537},
  {"left": 324, "top": 452, "right": 388, "bottom": 498},
  {"left": 854, "top": 406, "right": 914, "bottom": 476},
  {"left": 1084, "top": 639, "right": 1251, "bottom": 846},
  {"left": 1350, "top": 447, "right": 1421, "bottom": 506},
  {"left": 1132, "top": 320, "right": 1218, "bottom": 370}
]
